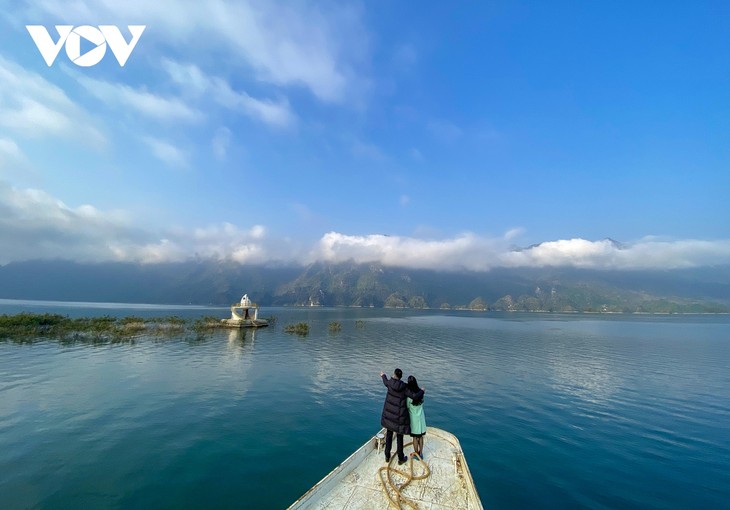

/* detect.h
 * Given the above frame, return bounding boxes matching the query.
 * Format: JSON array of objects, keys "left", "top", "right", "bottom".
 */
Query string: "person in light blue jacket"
[{"left": 406, "top": 375, "right": 427, "bottom": 459}]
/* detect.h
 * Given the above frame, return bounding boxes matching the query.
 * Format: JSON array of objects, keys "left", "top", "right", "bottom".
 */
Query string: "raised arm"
[{"left": 381, "top": 372, "right": 389, "bottom": 387}]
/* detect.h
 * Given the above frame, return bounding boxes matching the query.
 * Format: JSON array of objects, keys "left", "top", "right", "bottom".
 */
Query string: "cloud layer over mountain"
[{"left": 2, "top": 181, "right": 728, "bottom": 270}]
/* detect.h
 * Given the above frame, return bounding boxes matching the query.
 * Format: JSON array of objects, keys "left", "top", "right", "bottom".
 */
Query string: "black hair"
[
  {"left": 407, "top": 375, "right": 423, "bottom": 405},
  {"left": 394, "top": 368, "right": 403, "bottom": 379}
]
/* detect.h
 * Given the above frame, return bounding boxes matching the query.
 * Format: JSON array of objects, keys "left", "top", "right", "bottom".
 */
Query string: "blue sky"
[{"left": 0, "top": 1, "right": 728, "bottom": 270}]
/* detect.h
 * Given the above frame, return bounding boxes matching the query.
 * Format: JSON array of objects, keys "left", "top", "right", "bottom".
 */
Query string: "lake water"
[{"left": 1, "top": 300, "right": 729, "bottom": 509}]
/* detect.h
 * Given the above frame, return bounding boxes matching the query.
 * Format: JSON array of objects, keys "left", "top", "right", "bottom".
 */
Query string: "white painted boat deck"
[{"left": 289, "top": 427, "right": 483, "bottom": 510}]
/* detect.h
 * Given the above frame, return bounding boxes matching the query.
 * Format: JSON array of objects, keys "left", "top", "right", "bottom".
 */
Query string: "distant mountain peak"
[{"left": 603, "top": 238, "right": 626, "bottom": 249}]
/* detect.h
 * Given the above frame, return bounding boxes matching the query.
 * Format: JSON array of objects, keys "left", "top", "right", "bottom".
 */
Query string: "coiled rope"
[{"left": 378, "top": 441, "right": 431, "bottom": 510}]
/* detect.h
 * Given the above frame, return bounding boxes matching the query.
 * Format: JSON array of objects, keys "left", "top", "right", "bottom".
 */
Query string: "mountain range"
[{"left": 1, "top": 259, "right": 729, "bottom": 313}]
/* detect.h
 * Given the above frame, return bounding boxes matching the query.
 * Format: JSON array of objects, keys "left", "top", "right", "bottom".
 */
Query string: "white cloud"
[
  {"left": 0, "top": 180, "right": 136, "bottom": 263},
  {"left": 2, "top": 180, "right": 728, "bottom": 269},
  {"left": 163, "top": 60, "right": 209, "bottom": 96},
  {"left": 191, "top": 222, "right": 265, "bottom": 243},
  {"left": 0, "top": 138, "right": 24, "bottom": 167},
  {"left": 73, "top": 74, "right": 202, "bottom": 123},
  {"left": 312, "top": 231, "right": 505, "bottom": 270},
  {"left": 163, "top": 60, "right": 296, "bottom": 128},
  {"left": 0, "top": 56, "right": 106, "bottom": 146},
  {"left": 212, "top": 127, "right": 232, "bottom": 160},
  {"left": 504, "top": 227, "right": 525, "bottom": 241},
  {"left": 502, "top": 238, "right": 730, "bottom": 270},
  {"left": 113, "top": 239, "right": 181, "bottom": 264},
  {"left": 211, "top": 79, "right": 295, "bottom": 128},
  {"left": 140, "top": 136, "right": 189, "bottom": 168},
  {"left": 111, "top": 223, "right": 270, "bottom": 264},
  {"left": 311, "top": 232, "right": 730, "bottom": 271},
  {"left": 24, "top": 0, "right": 366, "bottom": 103},
  {"left": 249, "top": 225, "right": 266, "bottom": 239},
  {"left": 0, "top": 180, "right": 273, "bottom": 264}
]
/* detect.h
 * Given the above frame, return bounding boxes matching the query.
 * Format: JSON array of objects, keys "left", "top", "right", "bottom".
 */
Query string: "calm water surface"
[{"left": 1, "top": 300, "right": 729, "bottom": 509}]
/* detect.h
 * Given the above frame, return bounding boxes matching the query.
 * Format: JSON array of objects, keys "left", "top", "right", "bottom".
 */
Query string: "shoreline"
[{"left": 0, "top": 297, "right": 728, "bottom": 315}]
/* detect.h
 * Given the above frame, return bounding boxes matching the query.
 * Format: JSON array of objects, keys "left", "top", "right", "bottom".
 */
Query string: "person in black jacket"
[{"left": 379, "top": 368, "right": 425, "bottom": 464}]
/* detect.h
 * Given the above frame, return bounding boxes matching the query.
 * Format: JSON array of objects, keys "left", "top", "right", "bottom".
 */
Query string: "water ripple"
[{"left": 1, "top": 307, "right": 729, "bottom": 509}]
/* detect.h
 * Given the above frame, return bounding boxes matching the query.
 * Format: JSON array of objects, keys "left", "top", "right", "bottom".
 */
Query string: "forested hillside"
[{"left": 1, "top": 260, "right": 728, "bottom": 313}]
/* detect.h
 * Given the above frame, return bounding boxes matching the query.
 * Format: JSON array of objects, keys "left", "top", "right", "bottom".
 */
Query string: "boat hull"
[{"left": 289, "top": 427, "right": 483, "bottom": 509}]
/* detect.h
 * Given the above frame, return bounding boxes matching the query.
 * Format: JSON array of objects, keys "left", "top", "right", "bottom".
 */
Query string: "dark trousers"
[{"left": 384, "top": 429, "right": 405, "bottom": 461}]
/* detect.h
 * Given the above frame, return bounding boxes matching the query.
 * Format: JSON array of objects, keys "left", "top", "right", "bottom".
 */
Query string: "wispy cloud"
[
  {"left": 209, "top": 79, "right": 295, "bottom": 128},
  {"left": 0, "top": 138, "right": 24, "bottom": 164},
  {"left": 140, "top": 136, "right": 189, "bottom": 168},
  {"left": 73, "top": 74, "right": 202, "bottom": 123},
  {"left": 0, "top": 56, "right": 106, "bottom": 146},
  {"left": 504, "top": 227, "right": 525, "bottom": 241},
  {"left": 0, "top": 137, "right": 30, "bottom": 181},
  {"left": 212, "top": 127, "right": 232, "bottom": 160},
  {"left": 22, "top": 0, "right": 367, "bottom": 104},
  {"left": 163, "top": 60, "right": 296, "bottom": 128}
]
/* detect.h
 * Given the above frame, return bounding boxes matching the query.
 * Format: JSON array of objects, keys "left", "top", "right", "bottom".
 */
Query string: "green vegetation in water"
[
  {"left": 0, "top": 313, "right": 220, "bottom": 343},
  {"left": 328, "top": 321, "right": 342, "bottom": 333},
  {"left": 355, "top": 320, "right": 365, "bottom": 329},
  {"left": 263, "top": 315, "right": 278, "bottom": 325},
  {"left": 283, "top": 322, "right": 309, "bottom": 336},
  {"left": 192, "top": 315, "right": 224, "bottom": 331}
]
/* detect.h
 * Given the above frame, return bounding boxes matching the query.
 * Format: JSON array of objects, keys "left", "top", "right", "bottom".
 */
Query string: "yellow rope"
[{"left": 378, "top": 441, "right": 430, "bottom": 510}]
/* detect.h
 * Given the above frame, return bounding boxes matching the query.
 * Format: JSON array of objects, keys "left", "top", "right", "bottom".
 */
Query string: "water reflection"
[
  {"left": 310, "top": 358, "right": 340, "bottom": 405},
  {"left": 226, "top": 328, "right": 255, "bottom": 350},
  {"left": 221, "top": 328, "right": 256, "bottom": 387},
  {"left": 548, "top": 354, "right": 620, "bottom": 405},
  {"left": 2, "top": 306, "right": 729, "bottom": 510}
]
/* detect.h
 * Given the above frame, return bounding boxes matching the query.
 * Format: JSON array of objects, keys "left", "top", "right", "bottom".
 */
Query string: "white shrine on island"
[{"left": 221, "top": 294, "right": 269, "bottom": 328}]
